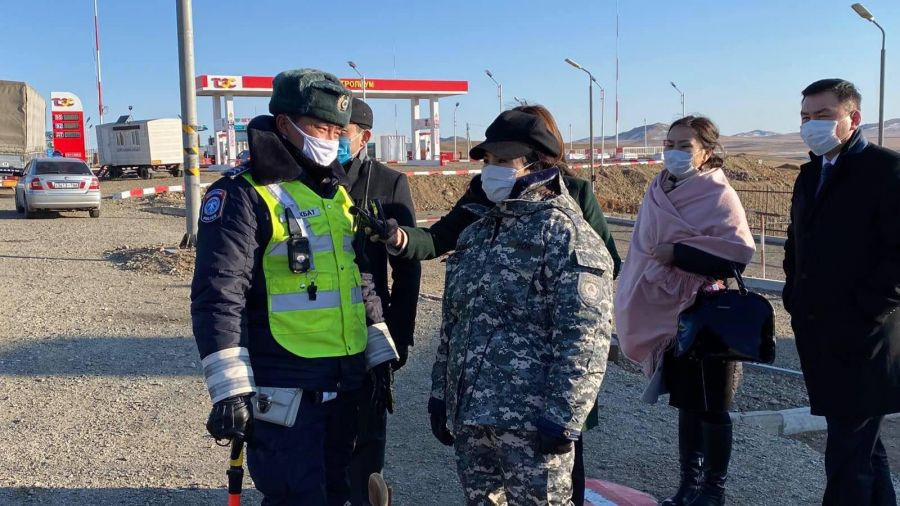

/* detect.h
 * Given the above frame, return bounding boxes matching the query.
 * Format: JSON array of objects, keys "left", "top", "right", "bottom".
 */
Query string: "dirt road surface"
[{"left": 0, "top": 182, "right": 888, "bottom": 505}]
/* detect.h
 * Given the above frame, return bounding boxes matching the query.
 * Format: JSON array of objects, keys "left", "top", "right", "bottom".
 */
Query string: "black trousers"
[
  {"left": 350, "top": 373, "right": 388, "bottom": 506},
  {"left": 572, "top": 436, "right": 585, "bottom": 506},
  {"left": 247, "top": 389, "right": 360, "bottom": 506},
  {"left": 823, "top": 415, "right": 896, "bottom": 506}
]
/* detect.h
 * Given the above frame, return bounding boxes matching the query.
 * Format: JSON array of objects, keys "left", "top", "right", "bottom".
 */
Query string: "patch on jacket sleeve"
[
  {"left": 577, "top": 272, "right": 602, "bottom": 306},
  {"left": 200, "top": 189, "right": 226, "bottom": 223}
]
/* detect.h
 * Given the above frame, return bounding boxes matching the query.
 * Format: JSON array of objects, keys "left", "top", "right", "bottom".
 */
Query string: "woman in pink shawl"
[{"left": 614, "top": 116, "right": 755, "bottom": 506}]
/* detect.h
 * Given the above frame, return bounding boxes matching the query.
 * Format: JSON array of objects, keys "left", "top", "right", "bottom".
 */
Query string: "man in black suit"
[
  {"left": 340, "top": 98, "right": 422, "bottom": 505},
  {"left": 784, "top": 78, "right": 900, "bottom": 505}
]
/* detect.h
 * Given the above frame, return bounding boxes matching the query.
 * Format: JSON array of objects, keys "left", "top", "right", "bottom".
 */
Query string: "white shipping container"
[
  {"left": 96, "top": 118, "right": 182, "bottom": 168},
  {"left": 376, "top": 135, "right": 407, "bottom": 163}
]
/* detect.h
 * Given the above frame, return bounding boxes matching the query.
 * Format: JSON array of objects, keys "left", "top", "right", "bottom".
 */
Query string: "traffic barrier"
[
  {"left": 108, "top": 183, "right": 211, "bottom": 200},
  {"left": 407, "top": 169, "right": 482, "bottom": 177}
]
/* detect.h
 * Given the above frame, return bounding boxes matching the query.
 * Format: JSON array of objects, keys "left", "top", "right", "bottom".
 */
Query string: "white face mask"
[
  {"left": 663, "top": 149, "right": 697, "bottom": 178},
  {"left": 481, "top": 164, "right": 519, "bottom": 203},
  {"left": 800, "top": 119, "right": 844, "bottom": 156},
  {"left": 289, "top": 119, "right": 339, "bottom": 166}
]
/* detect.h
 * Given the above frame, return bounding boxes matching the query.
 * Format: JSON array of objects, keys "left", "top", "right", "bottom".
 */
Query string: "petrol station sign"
[{"left": 50, "top": 91, "right": 86, "bottom": 160}]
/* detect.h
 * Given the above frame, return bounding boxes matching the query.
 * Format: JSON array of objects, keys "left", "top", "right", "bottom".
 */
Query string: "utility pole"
[
  {"left": 453, "top": 102, "right": 460, "bottom": 160},
  {"left": 568, "top": 123, "right": 573, "bottom": 154},
  {"left": 176, "top": 0, "right": 201, "bottom": 248},
  {"left": 93, "top": 0, "right": 104, "bottom": 125},
  {"left": 615, "top": 0, "right": 620, "bottom": 153},
  {"left": 466, "top": 122, "right": 471, "bottom": 161},
  {"left": 643, "top": 118, "right": 647, "bottom": 148}
]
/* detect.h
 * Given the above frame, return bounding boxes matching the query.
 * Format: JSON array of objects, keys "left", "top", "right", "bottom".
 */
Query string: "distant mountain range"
[
  {"left": 733, "top": 130, "right": 780, "bottom": 138},
  {"left": 447, "top": 118, "right": 900, "bottom": 147},
  {"left": 575, "top": 122, "right": 670, "bottom": 143}
]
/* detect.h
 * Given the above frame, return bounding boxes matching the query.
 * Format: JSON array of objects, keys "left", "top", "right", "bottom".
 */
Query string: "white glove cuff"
[
  {"left": 202, "top": 347, "right": 257, "bottom": 403},
  {"left": 365, "top": 322, "right": 399, "bottom": 370}
]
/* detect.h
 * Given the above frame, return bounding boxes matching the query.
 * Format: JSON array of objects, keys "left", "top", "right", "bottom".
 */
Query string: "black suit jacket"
[
  {"left": 783, "top": 130, "right": 900, "bottom": 417},
  {"left": 345, "top": 156, "right": 422, "bottom": 355}
]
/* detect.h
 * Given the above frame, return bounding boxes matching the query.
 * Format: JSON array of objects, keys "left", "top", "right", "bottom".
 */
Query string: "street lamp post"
[
  {"left": 851, "top": 3, "right": 886, "bottom": 146},
  {"left": 453, "top": 102, "right": 460, "bottom": 160},
  {"left": 348, "top": 61, "right": 366, "bottom": 102},
  {"left": 565, "top": 58, "right": 596, "bottom": 193},
  {"left": 485, "top": 69, "right": 502, "bottom": 113},
  {"left": 591, "top": 77, "right": 606, "bottom": 170},
  {"left": 670, "top": 81, "right": 685, "bottom": 118}
]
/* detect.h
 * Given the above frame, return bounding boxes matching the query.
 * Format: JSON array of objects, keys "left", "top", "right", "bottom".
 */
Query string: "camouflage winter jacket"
[{"left": 430, "top": 168, "right": 614, "bottom": 440}]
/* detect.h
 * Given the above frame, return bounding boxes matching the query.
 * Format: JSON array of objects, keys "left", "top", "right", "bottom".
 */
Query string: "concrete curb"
[
  {"left": 743, "top": 276, "right": 785, "bottom": 294},
  {"left": 732, "top": 407, "right": 900, "bottom": 436}
]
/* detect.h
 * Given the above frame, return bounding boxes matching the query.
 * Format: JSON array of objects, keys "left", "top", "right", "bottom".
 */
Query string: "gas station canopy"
[
  {"left": 196, "top": 74, "right": 468, "bottom": 166},
  {"left": 196, "top": 75, "right": 468, "bottom": 99}
]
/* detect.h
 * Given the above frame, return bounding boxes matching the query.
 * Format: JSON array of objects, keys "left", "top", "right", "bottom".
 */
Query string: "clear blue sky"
[{"left": 2, "top": 0, "right": 898, "bottom": 146}]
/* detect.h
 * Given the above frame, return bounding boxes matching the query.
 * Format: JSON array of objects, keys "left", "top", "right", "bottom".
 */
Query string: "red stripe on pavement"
[
  {"left": 129, "top": 188, "right": 143, "bottom": 197},
  {"left": 154, "top": 185, "right": 169, "bottom": 193}
]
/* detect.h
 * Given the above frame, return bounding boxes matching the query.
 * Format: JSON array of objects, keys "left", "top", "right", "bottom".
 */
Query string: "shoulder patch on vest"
[
  {"left": 200, "top": 189, "right": 226, "bottom": 223},
  {"left": 224, "top": 165, "right": 249, "bottom": 179}
]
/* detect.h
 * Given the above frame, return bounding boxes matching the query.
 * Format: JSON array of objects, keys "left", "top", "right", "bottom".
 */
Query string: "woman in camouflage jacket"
[{"left": 427, "top": 110, "right": 614, "bottom": 506}]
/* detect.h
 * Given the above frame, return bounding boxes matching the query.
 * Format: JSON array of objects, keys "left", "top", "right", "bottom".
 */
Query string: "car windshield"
[{"left": 35, "top": 161, "right": 92, "bottom": 175}]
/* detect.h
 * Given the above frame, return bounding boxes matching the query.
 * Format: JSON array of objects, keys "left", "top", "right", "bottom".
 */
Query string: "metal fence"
[{"left": 734, "top": 188, "right": 793, "bottom": 237}]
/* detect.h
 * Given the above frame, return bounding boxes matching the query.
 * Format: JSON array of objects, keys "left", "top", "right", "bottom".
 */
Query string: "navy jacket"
[
  {"left": 784, "top": 129, "right": 900, "bottom": 416},
  {"left": 191, "top": 115, "right": 373, "bottom": 392},
  {"left": 344, "top": 155, "right": 421, "bottom": 357}
]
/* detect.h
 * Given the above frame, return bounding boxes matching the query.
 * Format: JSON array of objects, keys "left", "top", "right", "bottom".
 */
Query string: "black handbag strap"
[{"left": 731, "top": 264, "right": 748, "bottom": 296}]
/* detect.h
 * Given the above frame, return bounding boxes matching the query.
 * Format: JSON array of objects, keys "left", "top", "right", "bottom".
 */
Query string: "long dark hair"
[
  {"left": 668, "top": 115, "right": 725, "bottom": 170},
  {"left": 511, "top": 104, "right": 578, "bottom": 177}
]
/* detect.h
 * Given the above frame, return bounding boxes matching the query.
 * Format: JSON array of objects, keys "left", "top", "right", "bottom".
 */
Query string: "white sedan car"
[{"left": 15, "top": 158, "right": 101, "bottom": 218}]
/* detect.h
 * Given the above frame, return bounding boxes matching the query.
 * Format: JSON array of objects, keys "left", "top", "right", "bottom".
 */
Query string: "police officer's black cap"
[
  {"left": 349, "top": 98, "right": 373, "bottom": 130},
  {"left": 469, "top": 110, "right": 560, "bottom": 161}
]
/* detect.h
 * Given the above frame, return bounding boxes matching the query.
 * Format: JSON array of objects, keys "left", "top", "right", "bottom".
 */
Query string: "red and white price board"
[{"left": 50, "top": 91, "right": 86, "bottom": 160}]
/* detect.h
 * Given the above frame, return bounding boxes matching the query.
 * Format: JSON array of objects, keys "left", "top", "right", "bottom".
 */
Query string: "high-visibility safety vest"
[{"left": 244, "top": 173, "right": 367, "bottom": 358}]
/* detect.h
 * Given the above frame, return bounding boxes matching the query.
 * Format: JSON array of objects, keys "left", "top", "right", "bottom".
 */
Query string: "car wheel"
[
  {"left": 89, "top": 208, "right": 101, "bottom": 218},
  {"left": 139, "top": 167, "right": 151, "bottom": 180},
  {"left": 14, "top": 191, "right": 24, "bottom": 213},
  {"left": 23, "top": 197, "right": 37, "bottom": 219}
]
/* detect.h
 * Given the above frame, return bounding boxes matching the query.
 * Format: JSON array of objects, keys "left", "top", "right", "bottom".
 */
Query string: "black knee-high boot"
[
  {"left": 661, "top": 410, "right": 703, "bottom": 506},
  {"left": 688, "top": 420, "right": 732, "bottom": 506}
]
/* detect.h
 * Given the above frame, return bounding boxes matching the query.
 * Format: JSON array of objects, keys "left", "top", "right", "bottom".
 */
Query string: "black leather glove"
[
  {"left": 372, "top": 363, "right": 395, "bottom": 414},
  {"left": 206, "top": 395, "right": 253, "bottom": 441},
  {"left": 392, "top": 345, "right": 409, "bottom": 371},
  {"left": 366, "top": 218, "right": 400, "bottom": 245},
  {"left": 538, "top": 432, "right": 574, "bottom": 455},
  {"left": 427, "top": 398, "right": 455, "bottom": 446}
]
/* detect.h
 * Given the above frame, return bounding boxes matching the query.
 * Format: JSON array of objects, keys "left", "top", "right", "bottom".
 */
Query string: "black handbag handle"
[{"left": 730, "top": 263, "right": 748, "bottom": 296}]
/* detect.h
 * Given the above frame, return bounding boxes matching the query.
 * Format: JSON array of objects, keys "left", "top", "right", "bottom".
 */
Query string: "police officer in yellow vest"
[{"left": 191, "top": 68, "right": 398, "bottom": 506}]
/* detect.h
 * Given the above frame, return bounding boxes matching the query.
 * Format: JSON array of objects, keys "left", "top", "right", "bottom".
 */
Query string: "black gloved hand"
[
  {"left": 538, "top": 432, "right": 574, "bottom": 455},
  {"left": 392, "top": 345, "right": 409, "bottom": 371},
  {"left": 427, "top": 397, "right": 455, "bottom": 446},
  {"left": 366, "top": 218, "right": 400, "bottom": 246},
  {"left": 206, "top": 395, "right": 253, "bottom": 441},
  {"left": 372, "top": 363, "right": 395, "bottom": 414}
]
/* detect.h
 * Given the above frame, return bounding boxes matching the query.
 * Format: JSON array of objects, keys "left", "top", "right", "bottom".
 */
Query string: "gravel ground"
[{"left": 0, "top": 189, "right": 836, "bottom": 505}]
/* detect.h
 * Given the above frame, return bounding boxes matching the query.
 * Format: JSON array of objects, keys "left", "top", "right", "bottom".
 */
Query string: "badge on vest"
[
  {"left": 295, "top": 208, "right": 321, "bottom": 219},
  {"left": 200, "top": 189, "right": 226, "bottom": 223}
]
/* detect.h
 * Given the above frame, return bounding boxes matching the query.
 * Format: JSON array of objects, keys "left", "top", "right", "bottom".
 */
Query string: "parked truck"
[
  {"left": 0, "top": 80, "right": 46, "bottom": 187},
  {"left": 96, "top": 118, "right": 183, "bottom": 179}
]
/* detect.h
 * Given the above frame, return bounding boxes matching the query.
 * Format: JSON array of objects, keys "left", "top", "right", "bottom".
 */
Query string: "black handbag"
[{"left": 674, "top": 267, "right": 776, "bottom": 363}]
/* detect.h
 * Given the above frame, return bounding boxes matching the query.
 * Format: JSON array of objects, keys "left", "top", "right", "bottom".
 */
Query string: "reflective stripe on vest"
[{"left": 244, "top": 173, "right": 367, "bottom": 359}]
